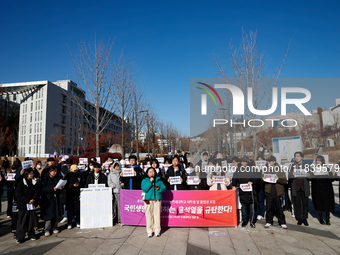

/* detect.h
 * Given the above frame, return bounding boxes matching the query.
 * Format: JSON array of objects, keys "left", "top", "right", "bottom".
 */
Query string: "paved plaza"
[{"left": 1, "top": 188, "right": 340, "bottom": 255}]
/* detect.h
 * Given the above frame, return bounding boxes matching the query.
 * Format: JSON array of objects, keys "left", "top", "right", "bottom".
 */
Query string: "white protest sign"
[
  {"left": 213, "top": 176, "right": 225, "bottom": 184},
  {"left": 103, "top": 162, "right": 111, "bottom": 170},
  {"left": 22, "top": 160, "right": 33, "bottom": 170},
  {"left": 156, "top": 157, "right": 164, "bottom": 163},
  {"left": 125, "top": 159, "right": 130, "bottom": 165},
  {"left": 240, "top": 184, "right": 253, "bottom": 192},
  {"left": 78, "top": 165, "right": 86, "bottom": 172},
  {"left": 6, "top": 173, "right": 16, "bottom": 181},
  {"left": 221, "top": 160, "right": 227, "bottom": 168},
  {"left": 256, "top": 160, "right": 266, "bottom": 168},
  {"left": 263, "top": 174, "right": 277, "bottom": 183},
  {"left": 169, "top": 176, "right": 181, "bottom": 185},
  {"left": 187, "top": 176, "right": 199, "bottom": 185},
  {"left": 96, "top": 157, "right": 101, "bottom": 164},
  {"left": 313, "top": 166, "right": 328, "bottom": 176},
  {"left": 61, "top": 155, "right": 69, "bottom": 162},
  {"left": 79, "top": 158, "right": 88, "bottom": 165},
  {"left": 295, "top": 169, "right": 307, "bottom": 178},
  {"left": 80, "top": 187, "right": 112, "bottom": 229},
  {"left": 122, "top": 168, "right": 134, "bottom": 177},
  {"left": 113, "top": 158, "right": 119, "bottom": 162},
  {"left": 227, "top": 169, "right": 234, "bottom": 179}
]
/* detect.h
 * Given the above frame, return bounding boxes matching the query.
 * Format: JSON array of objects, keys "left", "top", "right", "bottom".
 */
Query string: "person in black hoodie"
[
  {"left": 85, "top": 163, "right": 108, "bottom": 187},
  {"left": 5, "top": 165, "right": 18, "bottom": 218},
  {"left": 58, "top": 158, "right": 72, "bottom": 224},
  {"left": 166, "top": 156, "right": 187, "bottom": 190},
  {"left": 232, "top": 156, "right": 259, "bottom": 228},
  {"left": 66, "top": 164, "right": 82, "bottom": 229},
  {"left": 187, "top": 163, "right": 208, "bottom": 190},
  {"left": 15, "top": 168, "right": 40, "bottom": 243},
  {"left": 120, "top": 155, "right": 143, "bottom": 190},
  {"left": 2, "top": 157, "right": 10, "bottom": 173},
  {"left": 41, "top": 166, "right": 63, "bottom": 236}
]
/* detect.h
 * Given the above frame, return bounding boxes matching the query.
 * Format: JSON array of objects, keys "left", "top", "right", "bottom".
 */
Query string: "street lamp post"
[{"left": 139, "top": 110, "right": 149, "bottom": 156}]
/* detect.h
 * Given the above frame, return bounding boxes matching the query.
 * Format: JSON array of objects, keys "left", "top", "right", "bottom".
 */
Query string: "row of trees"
[
  {"left": 0, "top": 100, "right": 19, "bottom": 156},
  {"left": 49, "top": 37, "right": 188, "bottom": 158}
]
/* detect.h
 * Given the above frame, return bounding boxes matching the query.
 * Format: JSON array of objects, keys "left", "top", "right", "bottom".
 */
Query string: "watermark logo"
[
  {"left": 198, "top": 83, "right": 311, "bottom": 116},
  {"left": 196, "top": 82, "right": 222, "bottom": 115}
]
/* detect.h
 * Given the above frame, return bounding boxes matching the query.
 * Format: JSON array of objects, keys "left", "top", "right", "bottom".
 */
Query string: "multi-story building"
[{"left": 0, "top": 80, "right": 132, "bottom": 157}]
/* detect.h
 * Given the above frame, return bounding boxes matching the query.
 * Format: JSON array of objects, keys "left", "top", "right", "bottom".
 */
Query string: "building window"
[
  {"left": 34, "top": 124, "right": 36, "bottom": 133},
  {"left": 30, "top": 113, "right": 32, "bottom": 122},
  {"left": 40, "top": 123, "right": 42, "bottom": 132},
  {"left": 41, "top": 100, "right": 43, "bottom": 109},
  {"left": 41, "top": 111, "right": 43, "bottom": 121},
  {"left": 30, "top": 124, "right": 32, "bottom": 134},
  {"left": 62, "top": 95, "right": 67, "bottom": 103},
  {"left": 29, "top": 135, "right": 31, "bottom": 145},
  {"left": 31, "top": 102, "right": 33, "bottom": 111},
  {"left": 29, "top": 147, "right": 31, "bottom": 153},
  {"left": 62, "top": 116, "right": 66, "bottom": 125},
  {"left": 62, "top": 105, "right": 66, "bottom": 114},
  {"left": 61, "top": 128, "right": 65, "bottom": 134}
]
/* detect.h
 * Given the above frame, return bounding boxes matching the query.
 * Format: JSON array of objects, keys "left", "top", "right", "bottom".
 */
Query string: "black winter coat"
[
  {"left": 311, "top": 168, "right": 335, "bottom": 212},
  {"left": 0, "top": 172, "right": 6, "bottom": 197},
  {"left": 85, "top": 172, "right": 108, "bottom": 188},
  {"left": 65, "top": 172, "right": 81, "bottom": 211},
  {"left": 15, "top": 178, "right": 40, "bottom": 210},
  {"left": 232, "top": 165, "right": 260, "bottom": 204},
  {"left": 165, "top": 165, "right": 188, "bottom": 190},
  {"left": 120, "top": 166, "right": 143, "bottom": 190},
  {"left": 41, "top": 175, "right": 62, "bottom": 221}
]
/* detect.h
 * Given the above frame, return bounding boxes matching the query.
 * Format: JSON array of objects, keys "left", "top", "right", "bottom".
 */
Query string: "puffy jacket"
[{"left": 142, "top": 177, "right": 166, "bottom": 201}]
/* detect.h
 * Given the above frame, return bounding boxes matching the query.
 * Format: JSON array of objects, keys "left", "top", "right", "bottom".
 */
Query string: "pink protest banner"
[{"left": 120, "top": 190, "right": 237, "bottom": 227}]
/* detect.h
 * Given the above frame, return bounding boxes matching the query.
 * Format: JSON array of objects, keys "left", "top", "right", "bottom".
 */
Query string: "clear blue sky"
[{"left": 1, "top": 0, "right": 339, "bottom": 136}]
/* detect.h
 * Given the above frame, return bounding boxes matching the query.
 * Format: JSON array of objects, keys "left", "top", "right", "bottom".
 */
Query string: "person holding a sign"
[
  {"left": 141, "top": 167, "right": 166, "bottom": 237},
  {"left": 207, "top": 160, "right": 230, "bottom": 190},
  {"left": 15, "top": 168, "right": 40, "bottom": 243},
  {"left": 40, "top": 158, "right": 55, "bottom": 177},
  {"left": 262, "top": 156, "right": 288, "bottom": 230},
  {"left": 187, "top": 162, "right": 208, "bottom": 190},
  {"left": 311, "top": 155, "right": 335, "bottom": 225},
  {"left": 85, "top": 163, "right": 108, "bottom": 188},
  {"left": 151, "top": 159, "right": 166, "bottom": 185},
  {"left": 41, "top": 166, "right": 63, "bottom": 236},
  {"left": 4, "top": 165, "right": 18, "bottom": 218},
  {"left": 288, "top": 151, "right": 311, "bottom": 226},
  {"left": 232, "top": 156, "right": 259, "bottom": 228},
  {"left": 120, "top": 155, "right": 143, "bottom": 190},
  {"left": 166, "top": 156, "right": 187, "bottom": 190}
]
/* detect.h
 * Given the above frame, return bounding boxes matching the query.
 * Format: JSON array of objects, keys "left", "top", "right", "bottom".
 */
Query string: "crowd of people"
[{"left": 0, "top": 150, "right": 339, "bottom": 241}]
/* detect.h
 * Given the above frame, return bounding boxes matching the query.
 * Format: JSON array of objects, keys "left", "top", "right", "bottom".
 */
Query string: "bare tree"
[
  {"left": 213, "top": 29, "right": 294, "bottom": 158},
  {"left": 69, "top": 37, "right": 120, "bottom": 157},
  {"left": 49, "top": 127, "right": 65, "bottom": 154},
  {"left": 131, "top": 84, "right": 147, "bottom": 160},
  {"left": 116, "top": 58, "right": 135, "bottom": 157}
]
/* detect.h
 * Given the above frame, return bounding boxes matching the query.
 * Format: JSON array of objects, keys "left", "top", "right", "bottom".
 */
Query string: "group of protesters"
[{"left": 0, "top": 150, "right": 339, "bottom": 241}]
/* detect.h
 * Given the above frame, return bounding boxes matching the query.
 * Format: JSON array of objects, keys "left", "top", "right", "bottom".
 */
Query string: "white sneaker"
[
  {"left": 53, "top": 230, "right": 59, "bottom": 234},
  {"left": 7, "top": 216, "right": 11, "bottom": 219},
  {"left": 76, "top": 223, "right": 80, "bottom": 228},
  {"left": 155, "top": 233, "right": 160, "bottom": 237},
  {"left": 264, "top": 223, "right": 271, "bottom": 228},
  {"left": 257, "top": 215, "right": 263, "bottom": 220},
  {"left": 44, "top": 232, "right": 50, "bottom": 237},
  {"left": 67, "top": 225, "right": 72, "bottom": 229},
  {"left": 291, "top": 214, "right": 295, "bottom": 218},
  {"left": 281, "top": 224, "right": 288, "bottom": 230},
  {"left": 60, "top": 217, "right": 68, "bottom": 223},
  {"left": 147, "top": 233, "right": 152, "bottom": 238}
]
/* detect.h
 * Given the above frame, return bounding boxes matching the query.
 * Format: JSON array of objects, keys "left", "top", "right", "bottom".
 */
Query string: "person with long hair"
[
  {"left": 108, "top": 162, "right": 123, "bottom": 224},
  {"left": 15, "top": 168, "right": 40, "bottom": 243},
  {"left": 141, "top": 167, "right": 166, "bottom": 237},
  {"left": 311, "top": 155, "right": 335, "bottom": 225},
  {"left": 165, "top": 156, "right": 187, "bottom": 190}
]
